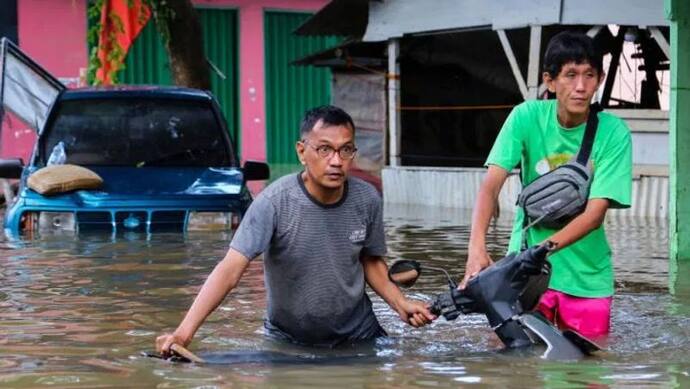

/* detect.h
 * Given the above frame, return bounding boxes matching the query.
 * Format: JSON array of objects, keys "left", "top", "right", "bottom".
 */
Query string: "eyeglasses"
[{"left": 302, "top": 140, "right": 358, "bottom": 160}]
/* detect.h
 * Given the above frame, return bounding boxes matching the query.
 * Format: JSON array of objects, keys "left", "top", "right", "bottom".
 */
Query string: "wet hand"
[
  {"left": 398, "top": 299, "right": 436, "bottom": 328},
  {"left": 459, "top": 248, "right": 493, "bottom": 289},
  {"left": 155, "top": 332, "right": 190, "bottom": 358}
]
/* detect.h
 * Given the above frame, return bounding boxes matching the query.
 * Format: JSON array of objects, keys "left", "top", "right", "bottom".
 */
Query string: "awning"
[
  {"left": 363, "top": 0, "right": 668, "bottom": 42},
  {"left": 294, "top": 0, "right": 370, "bottom": 37}
]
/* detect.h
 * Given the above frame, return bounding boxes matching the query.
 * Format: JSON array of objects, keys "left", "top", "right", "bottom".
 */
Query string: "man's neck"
[
  {"left": 301, "top": 171, "right": 344, "bottom": 205},
  {"left": 557, "top": 106, "right": 588, "bottom": 128}
]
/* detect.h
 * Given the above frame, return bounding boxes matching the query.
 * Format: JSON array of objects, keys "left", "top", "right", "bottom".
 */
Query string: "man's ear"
[
  {"left": 295, "top": 141, "right": 306, "bottom": 165},
  {"left": 543, "top": 72, "right": 556, "bottom": 93},
  {"left": 597, "top": 70, "right": 606, "bottom": 89}
]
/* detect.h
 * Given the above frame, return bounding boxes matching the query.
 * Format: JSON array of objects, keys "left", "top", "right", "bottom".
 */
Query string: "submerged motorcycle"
[
  {"left": 150, "top": 242, "right": 602, "bottom": 364},
  {"left": 388, "top": 242, "right": 602, "bottom": 360}
]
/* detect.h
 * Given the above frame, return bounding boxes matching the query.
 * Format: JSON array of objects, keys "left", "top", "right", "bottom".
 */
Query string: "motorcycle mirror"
[{"left": 388, "top": 260, "right": 421, "bottom": 288}]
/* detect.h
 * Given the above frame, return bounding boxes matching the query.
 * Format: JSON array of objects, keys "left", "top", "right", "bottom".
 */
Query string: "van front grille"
[
  {"left": 76, "top": 212, "right": 113, "bottom": 231},
  {"left": 150, "top": 211, "right": 186, "bottom": 232},
  {"left": 72, "top": 210, "right": 188, "bottom": 232}
]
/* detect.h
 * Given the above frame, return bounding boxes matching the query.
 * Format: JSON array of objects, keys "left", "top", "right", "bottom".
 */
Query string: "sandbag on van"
[{"left": 28, "top": 164, "right": 103, "bottom": 195}]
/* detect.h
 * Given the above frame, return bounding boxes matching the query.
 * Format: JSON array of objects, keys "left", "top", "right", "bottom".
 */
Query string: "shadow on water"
[{"left": 1, "top": 206, "right": 689, "bottom": 388}]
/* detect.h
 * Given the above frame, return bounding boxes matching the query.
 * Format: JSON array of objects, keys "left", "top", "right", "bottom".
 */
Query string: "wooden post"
[
  {"left": 387, "top": 38, "right": 401, "bottom": 167},
  {"left": 601, "top": 27, "right": 626, "bottom": 107},
  {"left": 497, "top": 29, "right": 528, "bottom": 100},
  {"left": 527, "top": 25, "right": 542, "bottom": 99},
  {"left": 667, "top": 0, "right": 690, "bottom": 295}
]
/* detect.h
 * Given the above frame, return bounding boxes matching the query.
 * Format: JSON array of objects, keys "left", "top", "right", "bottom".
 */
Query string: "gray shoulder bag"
[{"left": 516, "top": 104, "right": 602, "bottom": 232}]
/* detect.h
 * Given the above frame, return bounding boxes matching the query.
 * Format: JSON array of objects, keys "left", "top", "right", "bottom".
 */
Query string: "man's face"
[
  {"left": 296, "top": 120, "right": 356, "bottom": 190},
  {"left": 544, "top": 62, "right": 604, "bottom": 120}
]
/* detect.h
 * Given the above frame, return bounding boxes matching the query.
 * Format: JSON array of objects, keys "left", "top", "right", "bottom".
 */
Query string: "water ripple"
[{"left": 0, "top": 207, "right": 686, "bottom": 388}]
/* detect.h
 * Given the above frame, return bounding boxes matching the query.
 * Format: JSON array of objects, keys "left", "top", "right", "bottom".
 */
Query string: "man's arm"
[
  {"left": 461, "top": 165, "right": 509, "bottom": 287},
  {"left": 546, "top": 198, "right": 609, "bottom": 250},
  {"left": 361, "top": 255, "right": 435, "bottom": 327},
  {"left": 155, "top": 248, "right": 250, "bottom": 356}
]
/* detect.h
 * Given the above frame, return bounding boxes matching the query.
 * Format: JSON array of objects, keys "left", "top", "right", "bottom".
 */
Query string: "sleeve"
[
  {"left": 362, "top": 194, "right": 387, "bottom": 257},
  {"left": 484, "top": 103, "right": 526, "bottom": 172},
  {"left": 229, "top": 193, "right": 277, "bottom": 260},
  {"left": 588, "top": 123, "right": 633, "bottom": 209}
]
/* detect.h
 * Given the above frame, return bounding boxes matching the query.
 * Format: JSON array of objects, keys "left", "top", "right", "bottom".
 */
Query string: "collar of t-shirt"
[{"left": 296, "top": 172, "right": 349, "bottom": 209}]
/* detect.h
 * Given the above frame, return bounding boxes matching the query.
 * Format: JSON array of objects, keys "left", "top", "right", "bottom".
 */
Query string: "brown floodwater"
[{"left": 1, "top": 205, "right": 688, "bottom": 388}]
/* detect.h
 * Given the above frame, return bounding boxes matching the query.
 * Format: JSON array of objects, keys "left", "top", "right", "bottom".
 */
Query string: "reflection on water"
[{"left": 0, "top": 205, "right": 688, "bottom": 388}]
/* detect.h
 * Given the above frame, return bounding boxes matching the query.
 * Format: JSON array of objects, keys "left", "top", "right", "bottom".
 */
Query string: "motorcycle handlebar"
[{"left": 429, "top": 242, "right": 553, "bottom": 322}]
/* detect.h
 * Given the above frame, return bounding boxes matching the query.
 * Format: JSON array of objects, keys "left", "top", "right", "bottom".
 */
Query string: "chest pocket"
[{"left": 348, "top": 225, "right": 367, "bottom": 259}]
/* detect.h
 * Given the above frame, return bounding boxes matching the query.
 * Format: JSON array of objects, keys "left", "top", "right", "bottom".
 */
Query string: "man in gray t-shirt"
[{"left": 157, "top": 106, "right": 434, "bottom": 353}]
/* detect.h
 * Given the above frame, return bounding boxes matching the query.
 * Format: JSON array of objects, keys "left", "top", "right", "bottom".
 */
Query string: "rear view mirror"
[
  {"left": 0, "top": 158, "right": 24, "bottom": 179},
  {"left": 243, "top": 161, "right": 270, "bottom": 181},
  {"left": 388, "top": 260, "right": 421, "bottom": 288}
]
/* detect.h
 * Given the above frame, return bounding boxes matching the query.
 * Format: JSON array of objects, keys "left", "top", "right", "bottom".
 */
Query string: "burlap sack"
[{"left": 27, "top": 164, "right": 103, "bottom": 195}]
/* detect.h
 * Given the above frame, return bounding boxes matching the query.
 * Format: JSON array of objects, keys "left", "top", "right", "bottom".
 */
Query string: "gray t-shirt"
[{"left": 230, "top": 173, "right": 387, "bottom": 346}]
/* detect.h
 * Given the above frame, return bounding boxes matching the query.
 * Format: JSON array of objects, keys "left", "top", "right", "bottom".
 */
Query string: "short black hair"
[
  {"left": 300, "top": 105, "right": 355, "bottom": 138},
  {"left": 543, "top": 31, "right": 603, "bottom": 78}
]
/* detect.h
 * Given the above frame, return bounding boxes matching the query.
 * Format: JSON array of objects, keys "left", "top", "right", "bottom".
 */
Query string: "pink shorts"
[{"left": 535, "top": 289, "right": 612, "bottom": 340}]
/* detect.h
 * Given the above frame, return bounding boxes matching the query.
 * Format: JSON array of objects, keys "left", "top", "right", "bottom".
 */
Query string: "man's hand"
[
  {"left": 153, "top": 249, "right": 250, "bottom": 359},
  {"left": 459, "top": 246, "right": 494, "bottom": 289},
  {"left": 360, "top": 255, "right": 435, "bottom": 327},
  {"left": 155, "top": 332, "right": 190, "bottom": 358},
  {"left": 396, "top": 299, "right": 436, "bottom": 328},
  {"left": 461, "top": 165, "right": 506, "bottom": 288}
]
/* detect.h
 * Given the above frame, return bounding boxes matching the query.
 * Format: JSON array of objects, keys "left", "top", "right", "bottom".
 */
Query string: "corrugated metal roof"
[{"left": 363, "top": 0, "right": 668, "bottom": 42}]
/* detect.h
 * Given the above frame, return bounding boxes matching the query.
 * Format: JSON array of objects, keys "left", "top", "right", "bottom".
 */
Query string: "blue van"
[{"left": 0, "top": 38, "right": 269, "bottom": 237}]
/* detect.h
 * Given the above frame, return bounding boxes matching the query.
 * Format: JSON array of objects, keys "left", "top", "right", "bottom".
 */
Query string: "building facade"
[{"left": 1, "top": 0, "right": 330, "bottom": 174}]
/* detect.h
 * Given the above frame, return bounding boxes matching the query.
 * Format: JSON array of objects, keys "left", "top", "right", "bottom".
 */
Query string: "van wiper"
[{"left": 138, "top": 149, "right": 199, "bottom": 167}]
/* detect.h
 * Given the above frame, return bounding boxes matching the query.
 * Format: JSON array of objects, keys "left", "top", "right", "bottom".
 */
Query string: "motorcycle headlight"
[{"left": 187, "top": 212, "right": 240, "bottom": 231}]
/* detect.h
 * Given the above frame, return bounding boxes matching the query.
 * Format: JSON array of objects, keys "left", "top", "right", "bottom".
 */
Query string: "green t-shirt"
[{"left": 486, "top": 99, "right": 632, "bottom": 298}]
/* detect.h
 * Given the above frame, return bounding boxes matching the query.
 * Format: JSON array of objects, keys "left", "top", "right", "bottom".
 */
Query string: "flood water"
[{"left": 1, "top": 205, "right": 688, "bottom": 388}]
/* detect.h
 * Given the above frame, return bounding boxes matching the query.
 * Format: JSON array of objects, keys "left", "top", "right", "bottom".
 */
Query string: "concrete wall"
[
  {"left": 383, "top": 167, "right": 669, "bottom": 219},
  {"left": 610, "top": 109, "right": 670, "bottom": 169},
  {"left": 382, "top": 167, "right": 521, "bottom": 212}
]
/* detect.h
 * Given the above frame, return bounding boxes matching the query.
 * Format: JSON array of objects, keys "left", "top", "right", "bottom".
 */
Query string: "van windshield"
[{"left": 42, "top": 98, "right": 234, "bottom": 167}]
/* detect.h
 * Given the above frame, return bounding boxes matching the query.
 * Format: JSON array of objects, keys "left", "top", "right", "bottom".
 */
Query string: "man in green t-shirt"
[{"left": 462, "top": 31, "right": 632, "bottom": 340}]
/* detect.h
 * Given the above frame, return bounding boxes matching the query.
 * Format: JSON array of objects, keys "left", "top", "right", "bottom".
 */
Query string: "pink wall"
[
  {"left": 2, "top": 0, "right": 88, "bottom": 160},
  {"left": 17, "top": 0, "right": 87, "bottom": 78},
  {"left": 3, "top": 0, "right": 328, "bottom": 163}
]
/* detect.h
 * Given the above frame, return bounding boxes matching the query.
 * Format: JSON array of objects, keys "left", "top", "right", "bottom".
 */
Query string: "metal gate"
[{"left": 264, "top": 11, "right": 338, "bottom": 168}]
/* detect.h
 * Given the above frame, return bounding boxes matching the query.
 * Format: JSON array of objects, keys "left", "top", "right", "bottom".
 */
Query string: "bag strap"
[{"left": 575, "top": 103, "right": 602, "bottom": 166}]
